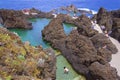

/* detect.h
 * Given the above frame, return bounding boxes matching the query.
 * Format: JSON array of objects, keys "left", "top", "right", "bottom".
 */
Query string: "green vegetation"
[{"left": 0, "top": 28, "right": 48, "bottom": 80}]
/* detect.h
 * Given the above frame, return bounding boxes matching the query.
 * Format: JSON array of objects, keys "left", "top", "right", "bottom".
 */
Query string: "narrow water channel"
[{"left": 9, "top": 18, "right": 85, "bottom": 80}]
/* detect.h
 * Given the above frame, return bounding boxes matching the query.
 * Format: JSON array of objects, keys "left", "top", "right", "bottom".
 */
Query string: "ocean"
[{"left": 0, "top": 0, "right": 120, "bottom": 12}]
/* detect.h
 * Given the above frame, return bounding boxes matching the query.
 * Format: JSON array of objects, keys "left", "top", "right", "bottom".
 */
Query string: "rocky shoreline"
[
  {"left": 0, "top": 6, "right": 120, "bottom": 80},
  {"left": 42, "top": 12, "right": 120, "bottom": 80},
  {"left": 92, "top": 7, "right": 120, "bottom": 42}
]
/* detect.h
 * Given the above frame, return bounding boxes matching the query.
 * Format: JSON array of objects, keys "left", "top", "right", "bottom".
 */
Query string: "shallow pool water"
[
  {"left": 56, "top": 55, "right": 79, "bottom": 80},
  {"left": 9, "top": 18, "right": 51, "bottom": 48},
  {"left": 63, "top": 23, "right": 76, "bottom": 35}
]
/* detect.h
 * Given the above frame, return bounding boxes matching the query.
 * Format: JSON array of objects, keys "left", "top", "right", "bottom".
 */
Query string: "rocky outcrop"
[
  {"left": 42, "top": 14, "right": 119, "bottom": 80},
  {"left": 42, "top": 14, "right": 66, "bottom": 46},
  {"left": 0, "top": 9, "right": 32, "bottom": 29},
  {"left": 95, "top": 7, "right": 112, "bottom": 31},
  {"left": 43, "top": 48, "right": 56, "bottom": 80},
  {"left": 76, "top": 15, "right": 98, "bottom": 37},
  {"left": 60, "top": 14, "right": 98, "bottom": 37},
  {"left": 89, "top": 62, "right": 118, "bottom": 80},
  {"left": 0, "top": 16, "right": 3, "bottom": 24},
  {"left": 0, "top": 27, "right": 56, "bottom": 80},
  {"left": 0, "top": 8, "right": 54, "bottom": 29},
  {"left": 110, "top": 18, "right": 120, "bottom": 42},
  {"left": 26, "top": 8, "right": 54, "bottom": 19},
  {"left": 60, "top": 4, "right": 78, "bottom": 13},
  {"left": 111, "top": 9, "right": 120, "bottom": 18},
  {"left": 93, "top": 7, "right": 120, "bottom": 42},
  {"left": 90, "top": 33, "right": 118, "bottom": 62}
]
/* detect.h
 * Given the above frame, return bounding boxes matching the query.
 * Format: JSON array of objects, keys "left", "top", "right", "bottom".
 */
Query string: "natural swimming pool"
[{"left": 9, "top": 18, "right": 85, "bottom": 80}]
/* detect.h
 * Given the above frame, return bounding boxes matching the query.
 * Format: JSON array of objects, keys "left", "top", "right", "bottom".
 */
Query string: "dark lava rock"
[
  {"left": 60, "top": 30, "right": 99, "bottom": 73},
  {"left": 0, "top": 9, "right": 32, "bottom": 29},
  {"left": 42, "top": 14, "right": 66, "bottom": 46},
  {"left": 111, "top": 9, "right": 120, "bottom": 18},
  {"left": 96, "top": 7, "right": 113, "bottom": 31},
  {"left": 90, "top": 33, "right": 118, "bottom": 54},
  {"left": 27, "top": 8, "right": 54, "bottom": 19},
  {"left": 76, "top": 15, "right": 98, "bottom": 37},
  {"left": 92, "top": 7, "right": 120, "bottom": 42},
  {"left": 0, "top": 16, "right": 3, "bottom": 24},
  {"left": 90, "top": 34, "right": 115, "bottom": 62},
  {"left": 42, "top": 48, "right": 56, "bottom": 80},
  {"left": 60, "top": 4, "right": 78, "bottom": 13},
  {"left": 110, "top": 18, "right": 120, "bottom": 42},
  {"left": 89, "top": 62, "right": 118, "bottom": 80},
  {"left": 62, "top": 14, "right": 98, "bottom": 37},
  {"left": 42, "top": 12, "right": 119, "bottom": 80}
]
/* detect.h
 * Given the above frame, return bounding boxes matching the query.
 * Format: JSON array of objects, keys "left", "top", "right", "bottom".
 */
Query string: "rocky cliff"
[
  {"left": 0, "top": 8, "right": 54, "bottom": 29},
  {"left": 0, "top": 9, "right": 32, "bottom": 29},
  {"left": 42, "top": 14, "right": 119, "bottom": 80},
  {"left": 0, "top": 27, "right": 56, "bottom": 80},
  {"left": 93, "top": 7, "right": 120, "bottom": 42}
]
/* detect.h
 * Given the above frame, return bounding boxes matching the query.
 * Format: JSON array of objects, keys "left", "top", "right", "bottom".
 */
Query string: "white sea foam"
[{"left": 78, "top": 8, "right": 97, "bottom": 14}]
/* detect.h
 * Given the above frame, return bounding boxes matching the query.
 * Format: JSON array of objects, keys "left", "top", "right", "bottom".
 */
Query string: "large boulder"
[
  {"left": 76, "top": 15, "right": 98, "bottom": 37},
  {"left": 59, "top": 30, "right": 100, "bottom": 73},
  {"left": 0, "top": 16, "right": 3, "bottom": 24},
  {"left": 110, "top": 18, "right": 120, "bottom": 42},
  {"left": 90, "top": 33, "right": 118, "bottom": 54},
  {"left": 93, "top": 8, "right": 120, "bottom": 42},
  {"left": 42, "top": 14, "right": 66, "bottom": 45},
  {"left": 89, "top": 62, "right": 118, "bottom": 80},
  {"left": 90, "top": 33, "right": 118, "bottom": 62},
  {"left": 63, "top": 14, "right": 98, "bottom": 37},
  {"left": 0, "top": 9, "right": 32, "bottom": 29},
  {"left": 60, "top": 4, "right": 78, "bottom": 13},
  {"left": 111, "top": 9, "right": 120, "bottom": 18},
  {"left": 96, "top": 7, "right": 113, "bottom": 31}
]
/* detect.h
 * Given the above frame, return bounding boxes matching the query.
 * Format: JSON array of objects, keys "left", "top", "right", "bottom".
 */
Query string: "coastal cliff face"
[
  {"left": 42, "top": 14, "right": 119, "bottom": 80},
  {"left": 93, "top": 7, "right": 120, "bottom": 42},
  {"left": 0, "top": 27, "right": 56, "bottom": 80},
  {"left": 0, "top": 9, "right": 54, "bottom": 30},
  {"left": 0, "top": 9, "right": 32, "bottom": 29}
]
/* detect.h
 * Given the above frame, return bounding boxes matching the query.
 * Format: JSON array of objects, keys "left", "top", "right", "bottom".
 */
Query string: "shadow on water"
[{"left": 8, "top": 18, "right": 85, "bottom": 80}]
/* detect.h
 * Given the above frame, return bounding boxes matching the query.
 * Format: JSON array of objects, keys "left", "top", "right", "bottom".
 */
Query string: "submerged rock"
[{"left": 0, "top": 27, "right": 56, "bottom": 80}]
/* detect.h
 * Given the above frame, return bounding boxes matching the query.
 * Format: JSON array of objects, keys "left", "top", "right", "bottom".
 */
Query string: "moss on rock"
[{"left": 0, "top": 27, "right": 56, "bottom": 80}]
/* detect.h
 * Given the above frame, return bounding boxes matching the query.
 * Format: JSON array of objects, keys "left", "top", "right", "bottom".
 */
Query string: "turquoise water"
[
  {"left": 9, "top": 18, "right": 83, "bottom": 80},
  {"left": 9, "top": 19, "right": 75, "bottom": 47},
  {"left": 63, "top": 23, "right": 76, "bottom": 35},
  {"left": 9, "top": 18, "right": 51, "bottom": 48},
  {"left": 56, "top": 55, "right": 79, "bottom": 80}
]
